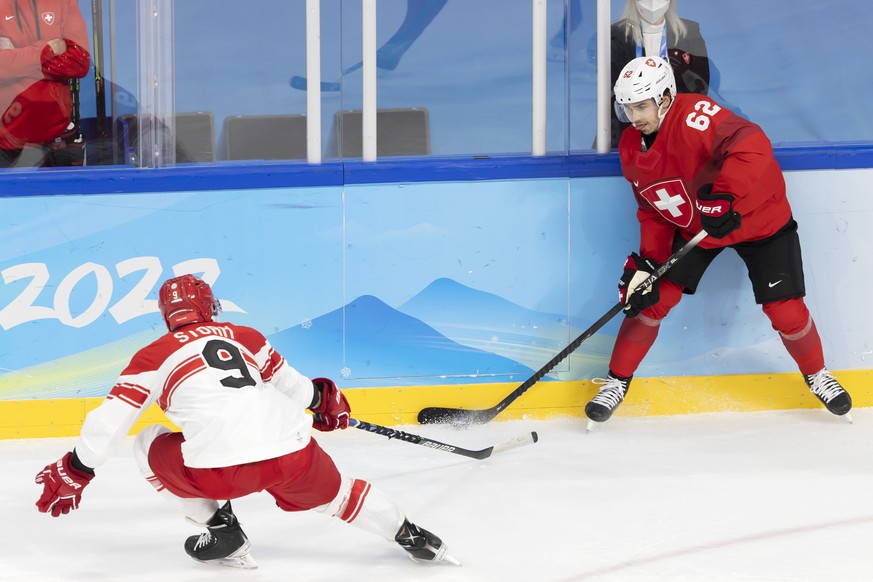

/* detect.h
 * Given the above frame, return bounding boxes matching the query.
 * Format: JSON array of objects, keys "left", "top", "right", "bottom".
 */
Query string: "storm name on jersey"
[{"left": 173, "top": 324, "right": 236, "bottom": 343}]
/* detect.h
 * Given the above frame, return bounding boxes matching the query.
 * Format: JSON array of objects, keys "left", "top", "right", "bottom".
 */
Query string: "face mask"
[{"left": 635, "top": 0, "right": 670, "bottom": 24}]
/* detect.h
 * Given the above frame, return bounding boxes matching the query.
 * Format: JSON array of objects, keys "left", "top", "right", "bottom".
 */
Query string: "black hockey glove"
[
  {"left": 618, "top": 253, "right": 660, "bottom": 318},
  {"left": 48, "top": 122, "right": 85, "bottom": 167},
  {"left": 697, "top": 184, "right": 741, "bottom": 238}
]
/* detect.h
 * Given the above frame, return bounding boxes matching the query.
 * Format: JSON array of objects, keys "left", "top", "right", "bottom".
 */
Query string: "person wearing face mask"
[{"left": 606, "top": 0, "right": 709, "bottom": 147}]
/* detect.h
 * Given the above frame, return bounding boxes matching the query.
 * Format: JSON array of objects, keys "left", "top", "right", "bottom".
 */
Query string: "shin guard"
[
  {"left": 608, "top": 314, "right": 662, "bottom": 378},
  {"left": 316, "top": 477, "right": 406, "bottom": 541}
]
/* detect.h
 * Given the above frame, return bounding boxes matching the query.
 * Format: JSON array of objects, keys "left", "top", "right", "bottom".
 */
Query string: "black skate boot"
[
  {"left": 395, "top": 519, "right": 460, "bottom": 565},
  {"left": 184, "top": 501, "right": 257, "bottom": 569},
  {"left": 585, "top": 372, "right": 631, "bottom": 427},
  {"left": 804, "top": 368, "right": 852, "bottom": 417}
]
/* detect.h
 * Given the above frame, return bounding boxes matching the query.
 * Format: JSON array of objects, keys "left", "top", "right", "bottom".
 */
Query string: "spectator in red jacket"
[{"left": 0, "top": 0, "right": 90, "bottom": 167}]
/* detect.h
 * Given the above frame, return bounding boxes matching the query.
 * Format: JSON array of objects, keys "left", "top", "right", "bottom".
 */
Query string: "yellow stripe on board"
[{"left": 1, "top": 369, "right": 869, "bottom": 439}]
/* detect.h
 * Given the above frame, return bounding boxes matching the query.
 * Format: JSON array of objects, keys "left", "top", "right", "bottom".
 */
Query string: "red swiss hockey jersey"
[{"left": 617, "top": 92, "right": 792, "bottom": 263}]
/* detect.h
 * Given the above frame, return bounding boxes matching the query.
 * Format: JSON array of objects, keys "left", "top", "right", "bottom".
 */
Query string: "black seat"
[{"left": 223, "top": 114, "right": 307, "bottom": 160}]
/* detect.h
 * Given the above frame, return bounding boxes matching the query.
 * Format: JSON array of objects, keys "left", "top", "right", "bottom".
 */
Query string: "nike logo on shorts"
[{"left": 768, "top": 280, "right": 783, "bottom": 288}]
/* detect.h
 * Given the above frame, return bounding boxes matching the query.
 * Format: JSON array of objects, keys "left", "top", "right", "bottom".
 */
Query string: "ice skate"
[
  {"left": 395, "top": 519, "right": 461, "bottom": 566},
  {"left": 184, "top": 501, "right": 257, "bottom": 569},
  {"left": 585, "top": 373, "right": 632, "bottom": 430},
  {"left": 804, "top": 368, "right": 852, "bottom": 421}
]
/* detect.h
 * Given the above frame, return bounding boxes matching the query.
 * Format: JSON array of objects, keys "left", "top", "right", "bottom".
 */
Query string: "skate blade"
[
  {"left": 585, "top": 419, "right": 600, "bottom": 433},
  {"left": 406, "top": 544, "right": 462, "bottom": 566},
  {"left": 407, "top": 552, "right": 462, "bottom": 566},
  {"left": 442, "top": 553, "right": 462, "bottom": 566},
  {"left": 843, "top": 412, "right": 854, "bottom": 424},
  {"left": 193, "top": 543, "right": 258, "bottom": 570},
  {"left": 196, "top": 553, "right": 258, "bottom": 569}
]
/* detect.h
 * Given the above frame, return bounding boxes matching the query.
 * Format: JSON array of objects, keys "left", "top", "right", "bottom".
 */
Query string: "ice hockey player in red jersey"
[
  {"left": 35, "top": 274, "right": 459, "bottom": 569},
  {"left": 584, "top": 56, "right": 852, "bottom": 427}
]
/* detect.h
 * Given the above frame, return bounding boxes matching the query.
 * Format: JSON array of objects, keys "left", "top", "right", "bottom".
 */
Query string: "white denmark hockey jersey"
[{"left": 74, "top": 322, "right": 316, "bottom": 469}]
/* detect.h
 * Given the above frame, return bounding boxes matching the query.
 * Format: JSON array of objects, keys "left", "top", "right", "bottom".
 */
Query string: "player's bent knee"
[
  {"left": 635, "top": 312, "right": 662, "bottom": 327},
  {"left": 762, "top": 298, "right": 810, "bottom": 336},
  {"left": 313, "top": 476, "right": 354, "bottom": 516},
  {"left": 132, "top": 424, "right": 172, "bottom": 476},
  {"left": 641, "top": 278, "right": 684, "bottom": 320}
]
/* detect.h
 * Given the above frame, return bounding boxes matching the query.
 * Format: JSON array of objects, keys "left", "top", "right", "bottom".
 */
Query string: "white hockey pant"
[
  {"left": 313, "top": 477, "right": 406, "bottom": 541},
  {"left": 132, "top": 424, "right": 219, "bottom": 525}
]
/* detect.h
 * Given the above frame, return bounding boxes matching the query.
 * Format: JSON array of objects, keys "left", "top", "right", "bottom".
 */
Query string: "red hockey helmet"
[{"left": 158, "top": 274, "right": 222, "bottom": 331}]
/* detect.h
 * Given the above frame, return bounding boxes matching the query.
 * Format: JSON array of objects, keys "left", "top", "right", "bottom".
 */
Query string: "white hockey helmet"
[{"left": 613, "top": 56, "right": 676, "bottom": 123}]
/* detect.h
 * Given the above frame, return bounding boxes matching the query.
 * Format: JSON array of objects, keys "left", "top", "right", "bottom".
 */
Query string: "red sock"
[
  {"left": 608, "top": 315, "right": 661, "bottom": 378},
  {"left": 779, "top": 318, "right": 825, "bottom": 375},
  {"left": 762, "top": 299, "right": 825, "bottom": 375}
]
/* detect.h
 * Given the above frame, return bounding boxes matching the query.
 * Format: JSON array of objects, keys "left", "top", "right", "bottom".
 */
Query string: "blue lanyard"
[{"left": 635, "top": 23, "right": 667, "bottom": 59}]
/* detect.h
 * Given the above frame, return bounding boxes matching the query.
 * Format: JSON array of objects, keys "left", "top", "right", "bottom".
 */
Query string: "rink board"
[{"left": 2, "top": 369, "right": 870, "bottom": 439}]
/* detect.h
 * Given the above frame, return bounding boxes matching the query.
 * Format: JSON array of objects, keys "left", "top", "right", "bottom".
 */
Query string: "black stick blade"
[{"left": 417, "top": 406, "right": 495, "bottom": 426}]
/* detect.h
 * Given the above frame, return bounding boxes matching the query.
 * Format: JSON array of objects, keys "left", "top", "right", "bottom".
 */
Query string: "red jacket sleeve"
[
  {"left": 61, "top": 0, "right": 91, "bottom": 53},
  {"left": 0, "top": 0, "right": 90, "bottom": 80},
  {"left": 0, "top": 45, "right": 45, "bottom": 80},
  {"left": 40, "top": 0, "right": 91, "bottom": 80},
  {"left": 41, "top": 40, "right": 90, "bottom": 80}
]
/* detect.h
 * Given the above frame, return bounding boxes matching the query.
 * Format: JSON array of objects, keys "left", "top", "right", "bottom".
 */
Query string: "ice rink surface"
[{"left": 5, "top": 409, "right": 873, "bottom": 582}]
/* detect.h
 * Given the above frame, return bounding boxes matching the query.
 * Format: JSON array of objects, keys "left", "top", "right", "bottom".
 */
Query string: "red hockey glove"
[
  {"left": 697, "top": 184, "right": 741, "bottom": 238},
  {"left": 310, "top": 377, "right": 351, "bottom": 431},
  {"left": 618, "top": 253, "right": 660, "bottom": 317},
  {"left": 35, "top": 451, "right": 95, "bottom": 517}
]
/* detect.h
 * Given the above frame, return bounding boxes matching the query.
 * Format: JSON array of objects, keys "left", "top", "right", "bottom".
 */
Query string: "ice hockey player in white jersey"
[{"left": 35, "top": 274, "right": 459, "bottom": 569}]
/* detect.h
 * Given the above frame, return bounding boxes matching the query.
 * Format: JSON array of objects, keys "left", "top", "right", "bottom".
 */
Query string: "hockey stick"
[
  {"left": 290, "top": 57, "right": 366, "bottom": 92},
  {"left": 349, "top": 418, "right": 538, "bottom": 460},
  {"left": 90, "top": 0, "right": 107, "bottom": 139},
  {"left": 417, "top": 230, "right": 709, "bottom": 426},
  {"left": 290, "top": 75, "right": 342, "bottom": 92}
]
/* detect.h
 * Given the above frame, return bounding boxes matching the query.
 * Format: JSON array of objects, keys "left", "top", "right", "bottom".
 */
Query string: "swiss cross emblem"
[
  {"left": 42, "top": 12, "right": 55, "bottom": 25},
  {"left": 638, "top": 178, "right": 693, "bottom": 228}
]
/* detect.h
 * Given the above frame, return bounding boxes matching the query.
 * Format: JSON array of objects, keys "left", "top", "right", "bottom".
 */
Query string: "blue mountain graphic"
[
  {"left": 399, "top": 278, "right": 615, "bottom": 373},
  {"left": 268, "top": 294, "right": 534, "bottom": 386}
]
